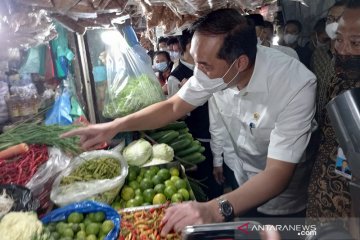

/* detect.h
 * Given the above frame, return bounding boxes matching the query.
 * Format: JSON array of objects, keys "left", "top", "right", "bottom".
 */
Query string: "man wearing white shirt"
[
  {"left": 209, "top": 45, "right": 315, "bottom": 216},
  {"left": 62, "top": 8, "right": 316, "bottom": 234}
]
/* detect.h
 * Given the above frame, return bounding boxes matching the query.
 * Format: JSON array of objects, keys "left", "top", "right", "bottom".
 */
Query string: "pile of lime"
[
  {"left": 44, "top": 211, "right": 114, "bottom": 240},
  {"left": 112, "top": 166, "right": 192, "bottom": 209}
]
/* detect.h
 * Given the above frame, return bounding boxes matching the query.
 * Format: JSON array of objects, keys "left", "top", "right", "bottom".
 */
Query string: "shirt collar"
[
  {"left": 245, "top": 45, "right": 269, "bottom": 93},
  {"left": 180, "top": 59, "right": 195, "bottom": 70}
]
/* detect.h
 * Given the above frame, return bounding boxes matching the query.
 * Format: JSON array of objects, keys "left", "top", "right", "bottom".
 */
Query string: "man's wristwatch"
[{"left": 217, "top": 196, "right": 234, "bottom": 221}]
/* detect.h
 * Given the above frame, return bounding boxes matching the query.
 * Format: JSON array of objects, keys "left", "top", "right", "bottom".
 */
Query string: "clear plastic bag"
[
  {"left": 26, "top": 147, "right": 71, "bottom": 212},
  {"left": 41, "top": 200, "right": 120, "bottom": 240},
  {"left": 50, "top": 150, "right": 128, "bottom": 207},
  {"left": 0, "top": 81, "right": 9, "bottom": 124},
  {"left": 102, "top": 30, "right": 165, "bottom": 119}
]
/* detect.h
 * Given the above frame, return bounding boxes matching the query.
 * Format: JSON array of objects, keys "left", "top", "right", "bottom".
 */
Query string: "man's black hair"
[
  {"left": 285, "top": 20, "right": 302, "bottom": 33},
  {"left": 346, "top": 0, "right": 360, "bottom": 8},
  {"left": 264, "top": 21, "right": 274, "bottom": 33},
  {"left": 313, "top": 18, "right": 327, "bottom": 34},
  {"left": 190, "top": 8, "right": 257, "bottom": 65},
  {"left": 166, "top": 37, "right": 179, "bottom": 46},
  {"left": 177, "top": 29, "right": 193, "bottom": 55},
  {"left": 158, "top": 37, "right": 168, "bottom": 44},
  {"left": 332, "top": 0, "right": 348, "bottom": 9},
  {"left": 245, "top": 14, "right": 265, "bottom": 27}
]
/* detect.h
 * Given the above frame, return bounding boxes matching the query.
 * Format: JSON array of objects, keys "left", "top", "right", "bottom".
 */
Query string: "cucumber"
[
  {"left": 193, "top": 140, "right": 201, "bottom": 146},
  {"left": 178, "top": 128, "right": 189, "bottom": 134},
  {"left": 198, "top": 146, "right": 205, "bottom": 153},
  {"left": 178, "top": 132, "right": 193, "bottom": 141},
  {"left": 191, "top": 155, "right": 206, "bottom": 164},
  {"left": 157, "top": 121, "right": 187, "bottom": 131},
  {"left": 148, "top": 130, "right": 173, "bottom": 140},
  {"left": 176, "top": 144, "right": 201, "bottom": 157},
  {"left": 170, "top": 138, "right": 192, "bottom": 152},
  {"left": 181, "top": 152, "right": 205, "bottom": 163},
  {"left": 157, "top": 131, "right": 180, "bottom": 144}
]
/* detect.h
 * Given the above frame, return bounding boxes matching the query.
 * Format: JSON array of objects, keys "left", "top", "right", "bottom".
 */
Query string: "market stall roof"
[
  {"left": 0, "top": 0, "right": 333, "bottom": 51},
  {"left": 0, "top": 0, "right": 282, "bottom": 48}
]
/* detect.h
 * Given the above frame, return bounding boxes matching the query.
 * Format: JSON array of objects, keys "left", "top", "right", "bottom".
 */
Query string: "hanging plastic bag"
[
  {"left": 102, "top": 30, "right": 165, "bottom": 119},
  {"left": 19, "top": 46, "right": 42, "bottom": 74},
  {"left": 41, "top": 200, "right": 120, "bottom": 240},
  {"left": 44, "top": 89, "right": 72, "bottom": 125},
  {"left": 50, "top": 149, "right": 128, "bottom": 207},
  {"left": 26, "top": 147, "right": 71, "bottom": 213}
]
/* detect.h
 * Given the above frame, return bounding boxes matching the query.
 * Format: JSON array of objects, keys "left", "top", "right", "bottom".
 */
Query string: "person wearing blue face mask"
[
  {"left": 152, "top": 51, "right": 173, "bottom": 87},
  {"left": 61, "top": 8, "right": 316, "bottom": 236}
]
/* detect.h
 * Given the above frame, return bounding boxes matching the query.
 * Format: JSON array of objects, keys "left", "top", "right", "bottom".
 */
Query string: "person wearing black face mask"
[
  {"left": 314, "top": 1, "right": 347, "bottom": 128},
  {"left": 307, "top": 0, "right": 360, "bottom": 232}
]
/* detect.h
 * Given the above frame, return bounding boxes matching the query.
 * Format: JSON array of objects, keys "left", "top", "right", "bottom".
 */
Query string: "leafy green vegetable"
[
  {"left": 152, "top": 144, "right": 174, "bottom": 162},
  {"left": 103, "top": 74, "right": 165, "bottom": 118},
  {"left": 122, "top": 139, "right": 152, "bottom": 166}
]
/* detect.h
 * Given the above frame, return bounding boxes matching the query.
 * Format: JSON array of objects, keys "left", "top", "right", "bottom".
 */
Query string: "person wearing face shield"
[
  {"left": 283, "top": 20, "right": 312, "bottom": 68},
  {"left": 61, "top": 8, "right": 316, "bottom": 236},
  {"left": 307, "top": 0, "right": 360, "bottom": 231},
  {"left": 152, "top": 51, "right": 173, "bottom": 87}
]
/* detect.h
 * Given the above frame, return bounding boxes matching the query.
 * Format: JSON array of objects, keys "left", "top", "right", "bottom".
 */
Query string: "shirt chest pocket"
[{"left": 249, "top": 127, "right": 272, "bottom": 147}]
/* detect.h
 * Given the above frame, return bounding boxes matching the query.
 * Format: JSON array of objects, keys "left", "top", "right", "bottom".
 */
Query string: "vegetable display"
[
  {"left": 119, "top": 205, "right": 181, "bottom": 240},
  {"left": 122, "top": 139, "right": 153, "bottom": 166},
  {"left": 51, "top": 150, "right": 128, "bottom": 206},
  {"left": 43, "top": 211, "right": 114, "bottom": 240},
  {"left": 103, "top": 74, "right": 165, "bottom": 119},
  {"left": 112, "top": 164, "right": 194, "bottom": 209},
  {"left": 151, "top": 144, "right": 174, "bottom": 162},
  {"left": 0, "top": 144, "right": 48, "bottom": 185},
  {"left": 0, "top": 123, "right": 81, "bottom": 154},
  {"left": 0, "top": 212, "right": 43, "bottom": 240},
  {"left": 145, "top": 122, "right": 206, "bottom": 166},
  {"left": 60, "top": 157, "right": 121, "bottom": 185}
]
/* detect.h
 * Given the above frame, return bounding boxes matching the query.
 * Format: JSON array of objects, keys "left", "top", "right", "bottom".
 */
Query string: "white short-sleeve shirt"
[{"left": 179, "top": 46, "right": 317, "bottom": 215}]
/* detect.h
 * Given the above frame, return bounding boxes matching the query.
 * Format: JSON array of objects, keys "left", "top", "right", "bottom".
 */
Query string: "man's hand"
[
  {"left": 61, "top": 121, "right": 117, "bottom": 150},
  {"left": 213, "top": 166, "right": 225, "bottom": 185},
  {"left": 160, "top": 201, "right": 222, "bottom": 236}
]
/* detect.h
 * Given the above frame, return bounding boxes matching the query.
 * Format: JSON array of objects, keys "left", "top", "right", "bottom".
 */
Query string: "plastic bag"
[
  {"left": 26, "top": 147, "right": 71, "bottom": 212},
  {"left": 0, "top": 184, "right": 39, "bottom": 212},
  {"left": 45, "top": 89, "right": 72, "bottom": 125},
  {"left": 102, "top": 30, "right": 165, "bottom": 119},
  {"left": 41, "top": 200, "right": 120, "bottom": 240},
  {"left": 50, "top": 150, "right": 128, "bottom": 207},
  {"left": 0, "top": 81, "right": 9, "bottom": 124}
]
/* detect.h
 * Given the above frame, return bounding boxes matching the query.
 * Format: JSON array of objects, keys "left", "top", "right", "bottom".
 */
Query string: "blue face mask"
[{"left": 153, "top": 62, "right": 168, "bottom": 72}]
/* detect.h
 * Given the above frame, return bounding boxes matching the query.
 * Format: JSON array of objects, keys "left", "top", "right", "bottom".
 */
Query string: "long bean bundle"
[{"left": 0, "top": 123, "right": 81, "bottom": 154}]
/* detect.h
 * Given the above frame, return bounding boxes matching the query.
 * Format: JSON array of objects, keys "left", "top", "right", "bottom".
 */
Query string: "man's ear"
[{"left": 237, "top": 55, "right": 250, "bottom": 72}]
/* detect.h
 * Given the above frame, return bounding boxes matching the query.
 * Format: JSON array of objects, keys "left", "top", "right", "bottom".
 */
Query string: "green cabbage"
[
  {"left": 103, "top": 74, "right": 165, "bottom": 118},
  {"left": 152, "top": 144, "right": 174, "bottom": 162},
  {"left": 122, "top": 139, "right": 152, "bottom": 166}
]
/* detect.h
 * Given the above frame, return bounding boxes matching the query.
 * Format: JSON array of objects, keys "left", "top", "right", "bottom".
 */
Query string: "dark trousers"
[
  {"left": 186, "top": 141, "right": 223, "bottom": 201},
  {"left": 224, "top": 164, "right": 307, "bottom": 239}
]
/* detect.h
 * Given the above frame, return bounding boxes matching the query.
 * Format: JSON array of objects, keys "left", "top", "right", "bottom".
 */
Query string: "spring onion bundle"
[{"left": 0, "top": 123, "right": 81, "bottom": 154}]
